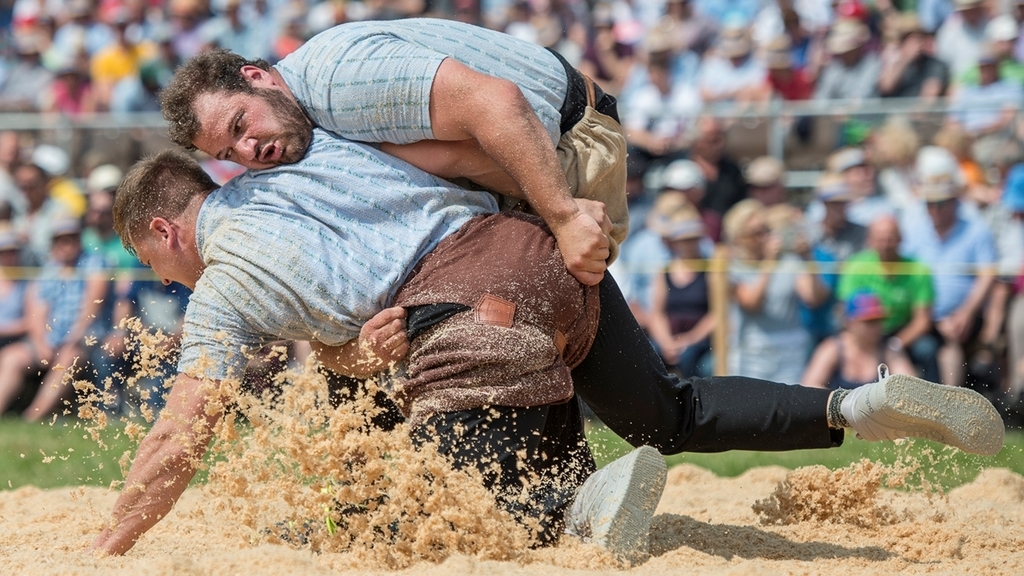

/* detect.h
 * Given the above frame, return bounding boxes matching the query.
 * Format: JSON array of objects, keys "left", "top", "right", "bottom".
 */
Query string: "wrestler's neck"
[{"left": 269, "top": 68, "right": 301, "bottom": 109}]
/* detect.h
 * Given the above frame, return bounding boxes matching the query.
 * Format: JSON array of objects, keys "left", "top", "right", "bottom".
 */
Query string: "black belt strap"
[{"left": 546, "top": 47, "right": 620, "bottom": 133}]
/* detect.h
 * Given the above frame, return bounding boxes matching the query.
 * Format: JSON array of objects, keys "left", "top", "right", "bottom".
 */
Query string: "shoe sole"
[
  {"left": 881, "top": 374, "right": 1005, "bottom": 456},
  {"left": 592, "top": 446, "right": 668, "bottom": 564}
]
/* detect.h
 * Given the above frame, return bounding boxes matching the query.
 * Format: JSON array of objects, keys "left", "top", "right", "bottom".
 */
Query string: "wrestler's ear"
[
  {"left": 150, "top": 217, "right": 174, "bottom": 246},
  {"left": 240, "top": 65, "right": 276, "bottom": 89}
]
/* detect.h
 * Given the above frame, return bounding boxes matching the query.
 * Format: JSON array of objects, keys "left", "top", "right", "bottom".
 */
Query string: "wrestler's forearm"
[
  {"left": 94, "top": 429, "right": 201, "bottom": 554},
  {"left": 94, "top": 374, "right": 220, "bottom": 555}
]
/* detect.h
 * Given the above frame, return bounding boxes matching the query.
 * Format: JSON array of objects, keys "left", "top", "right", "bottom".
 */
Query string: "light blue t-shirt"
[
  {"left": 178, "top": 129, "right": 498, "bottom": 379},
  {"left": 900, "top": 205, "right": 997, "bottom": 320},
  {"left": 275, "top": 18, "right": 568, "bottom": 147}
]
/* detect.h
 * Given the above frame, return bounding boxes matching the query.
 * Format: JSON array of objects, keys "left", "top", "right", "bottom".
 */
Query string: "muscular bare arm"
[
  {"left": 92, "top": 374, "right": 223, "bottom": 555},
  {"left": 424, "top": 58, "right": 610, "bottom": 285}
]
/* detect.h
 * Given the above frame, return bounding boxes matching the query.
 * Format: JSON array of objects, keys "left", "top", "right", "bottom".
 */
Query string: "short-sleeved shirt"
[
  {"left": 813, "top": 53, "right": 882, "bottom": 100},
  {"left": 178, "top": 129, "right": 498, "bottom": 380},
  {"left": 728, "top": 254, "right": 813, "bottom": 383},
  {"left": 837, "top": 250, "right": 934, "bottom": 335},
  {"left": 35, "top": 253, "right": 105, "bottom": 348},
  {"left": 899, "top": 210, "right": 997, "bottom": 320},
  {"left": 958, "top": 59, "right": 1024, "bottom": 87},
  {"left": 697, "top": 55, "right": 767, "bottom": 101},
  {"left": 275, "top": 19, "right": 568, "bottom": 147},
  {"left": 880, "top": 55, "right": 949, "bottom": 98}
]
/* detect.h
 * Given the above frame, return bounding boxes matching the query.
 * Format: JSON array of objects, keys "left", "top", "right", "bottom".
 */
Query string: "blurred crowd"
[{"left": 1, "top": 0, "right": 1024, "bottom": 423}]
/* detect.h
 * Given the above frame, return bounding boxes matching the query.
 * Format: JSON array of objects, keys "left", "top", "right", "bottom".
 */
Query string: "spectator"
[
  {"left": 807, "top": 172, "right": 867, "bottom": 263},
  {"left": 10, "top": 159, "right": 71, "bottom": 266},
  {"left": 620, "top": 15, "right": 701, "bottom": 108},
  {"left": 0, "top": 218, "right": 108, "bottom": 421},
  {"left": 29, "top": 144, "right": 86, "bottom": 217},
  {"left": 272, "top": 9, "right": 309, "bottom": 63},
  {"left": 200, "top": 0, "right": 273, "bottom": 61},
  {"left": 577, "top": 3, "right": 635, "bottom": 96},
  {"left": 958, "top": 14, "right": 1024, "bottom": 87},
  {"left": 872, "top": 116, "right": 923, "bottom": 211},
  {"left": 663, "top": 0, "right": 717, "bottom": 56},
  {"left": 89, "top": 6, "right": 157, "bottom": 111},
  {"left": 1001, "top": 165, "right": 1024, "bottom": 403},
  {"left": 659, "top": 157, "right": 722, "bottom": 242},
  {"left": 615, "top": 190, "right": 689, "bottom": 327},
  {"left": 646, "top": 201, "right": 714, "bottom": 378},
  {"left": 81, "top": 165, "right": 135, "bottom": 269},
  {"left": 935, "top": 0, "right": 990, "bottom": 78},
  {"left": 743, "top": 155, "right": 787, "bottom": 207},
  {"left": 814, "top": 18, "right": 881, "bottom": 100},
  {"left": 169, "top": 0, "right": 212, "bottom": 61},
  {"left": 806, "top": 146, "right": 897, "bottom": 228},
  {"left": 948, "top": 48, "right": 1024, "bottom": 139},
  {"left": 801, "top": 173, "right": 865, "bottom": 345},
  {"left": 110, "top": 59, "right": 168, "bottom": 113},
  {"left": 802, "top": 290, "right": 917, "bottom": 389},
  {"left": 724, "top": 198, "right": 829, "bottom": 383},
  {"left": 692, "top": 0, "right": 761, "bottom": 26},
  {"left": 965, "top": 162, "right": 1024, "bottom": 394},
  {"left": 42, "top": 58, "right": 97, "bottom": 117},
  {"left": 81, "top": 165, "right": 140, "bottom": 414},
  {"left": 901, "top": 146, "right": 998, "bottom": 387},
  {"left": 48, "top": 0, "right": 114, "bottom": 62},
  {"left": 697, "top": 25, "right": 769, "bottom": 104},
  {"left": 933, "top": 123, "right": 985, "bottom": 186},
  {"left": 837, "top": 215, "right": 939, "bottom": 381},
  {"left": 764, "top": 35, "right": 815, "bottom": 101},
  {"left": 621, "top": 18, "right": 702, "bottom": 165},
  {"left": 877, "top": 13, "right": 949, "bottom": 99},
  {"left": 0, "top": 227, "right": 28, "bottom": 353},
  {"left": 918, "top": 0, "right": 954, "bottom": 34},
  {"left": 0, "top": 33, "right": 54, "bottom": 112},
  {"left": 688, "top": 115, "right": 748, "bottom": 217}
]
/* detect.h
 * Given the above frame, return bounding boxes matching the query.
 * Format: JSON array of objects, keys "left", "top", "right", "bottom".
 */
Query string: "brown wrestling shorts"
[{"left": 390, "top": 212, "right": 600, "bottom": 424}]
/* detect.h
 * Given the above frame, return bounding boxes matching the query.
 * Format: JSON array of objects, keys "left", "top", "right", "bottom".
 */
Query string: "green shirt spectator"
[
  {"left": 958, "top": 58, "right": 1024, "bottom": 86},
  {"left": 837, "top": 249, "right": 934, "bottom": 335}
]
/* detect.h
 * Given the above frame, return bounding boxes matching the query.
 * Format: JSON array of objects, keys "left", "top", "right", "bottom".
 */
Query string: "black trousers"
[
  {"left": 570, "top": 274, "right": 844, "bottom": 454},
  {"left": 411, "top": 400, "right": 594, "bottom": 545}
]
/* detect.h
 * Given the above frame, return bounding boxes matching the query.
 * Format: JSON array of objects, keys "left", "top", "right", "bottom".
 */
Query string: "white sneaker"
[
  {"left": 565, "top": 445, "right": 667, "bottom": 563},
  {"left": 841, "top": 365, "right": 1005, "bottom": 456}
]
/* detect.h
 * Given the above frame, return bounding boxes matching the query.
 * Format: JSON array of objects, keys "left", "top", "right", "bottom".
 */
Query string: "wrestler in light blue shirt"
[
  {"left": 275, "top": 18, "right": 568, "bottom": 147},
  {"left": 178, "top": 129, "right": 497, "bottom": 379}
]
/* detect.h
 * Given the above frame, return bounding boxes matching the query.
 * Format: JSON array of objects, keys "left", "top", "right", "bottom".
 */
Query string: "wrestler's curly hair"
[{"left": 160, "top": 49, "right": 272, "bottom": 149}]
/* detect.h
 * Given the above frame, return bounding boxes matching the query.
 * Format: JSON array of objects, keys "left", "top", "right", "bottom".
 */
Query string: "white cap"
[
  {"left": 916, "top": 146, "right": 963, "bottom": 184},
  {"left": 661, "top": 159, "right": 706, "bottom": 190},
  {"left": 86, "top": 164, "right": 123, "bottom": 193},
  {"left": 915, "top": 145, "right": 964, "bottom": 201},
  {"left": 986, "top": 14, "right": 1020, "bottom": 42},
  {"left": 31, "top": 144, "right": 69, "bottom": 177}
]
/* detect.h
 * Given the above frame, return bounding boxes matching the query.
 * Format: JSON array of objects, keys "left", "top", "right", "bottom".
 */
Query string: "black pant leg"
[
  {"left": 321, "top": 368, "right": 405, "bottom": 432},
  {"left": 571, "top": 274, "right": 843, "bottom": 454},
  {"left": 412, "top": 399, "right": 595, "bottom": 545}
]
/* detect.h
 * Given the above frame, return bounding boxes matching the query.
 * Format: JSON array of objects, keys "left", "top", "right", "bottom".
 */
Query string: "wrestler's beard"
[{"left": 257, "top": 87, "right": 314, "bottom": 166}]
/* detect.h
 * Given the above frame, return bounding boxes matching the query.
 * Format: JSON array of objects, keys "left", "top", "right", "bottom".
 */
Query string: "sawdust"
[{"left": 2, "top": 321, "right": 1023, "bottom": 574}]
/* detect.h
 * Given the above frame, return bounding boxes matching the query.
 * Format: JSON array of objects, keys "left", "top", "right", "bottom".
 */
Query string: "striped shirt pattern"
[
  {"left": 275, "top": 18, "right": 568, "bottom": 146},
  {"left": 178, "top": 129, "right": 498, "bottom": 380}
]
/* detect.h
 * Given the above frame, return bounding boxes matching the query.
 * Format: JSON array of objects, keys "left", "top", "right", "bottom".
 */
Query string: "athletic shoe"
[
  {"left": 841, "top": 365, "right": 1005, "bottom": 456},
  {"left": 565, "top": 445, "right": 667, "bottom": 563}
]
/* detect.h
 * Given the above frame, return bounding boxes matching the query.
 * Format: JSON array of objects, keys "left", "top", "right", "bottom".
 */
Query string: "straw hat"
[{"left": 827, "top": 18, "right": 870, "bottom": 55}]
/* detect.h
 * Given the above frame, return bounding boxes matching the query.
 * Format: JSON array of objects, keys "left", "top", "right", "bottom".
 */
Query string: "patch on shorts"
[
  {"left": 474, "top": 294, "right": 516, "bottom": 328},
  {"left": 554, "top": 330, "right": 567, "bottom": 356}
]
